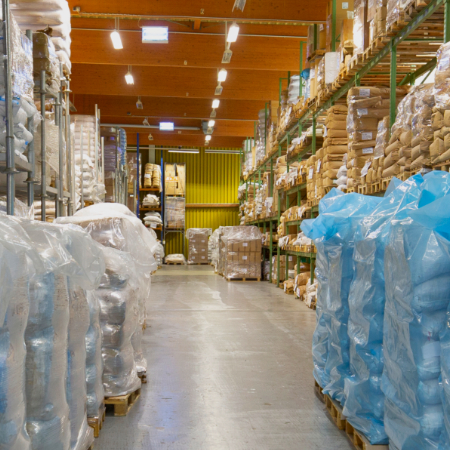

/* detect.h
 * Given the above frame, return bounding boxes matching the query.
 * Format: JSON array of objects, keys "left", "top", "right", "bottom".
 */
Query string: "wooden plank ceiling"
[{"left": 68, "top": 0, "right": 326, "bottom": 148}]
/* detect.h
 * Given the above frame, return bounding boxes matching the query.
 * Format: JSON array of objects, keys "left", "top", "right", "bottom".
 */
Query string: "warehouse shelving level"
[{"left": 240, "top": 0, "right": 450, "bottom": 291}]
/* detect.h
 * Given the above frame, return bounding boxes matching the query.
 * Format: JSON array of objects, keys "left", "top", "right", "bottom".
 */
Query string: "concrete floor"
[{"left": 96, "top": 265, "right": 353, "bottom": 450}]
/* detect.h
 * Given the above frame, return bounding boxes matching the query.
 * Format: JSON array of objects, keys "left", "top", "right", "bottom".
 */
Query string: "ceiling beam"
[
  {"left": 68, "top": 0, "right": 327, "bottom": 23},
  {"left": 71, "top": 94, "right": 266, "bottom": 121},
  {"left": 70, "top": 64, "right": 287, "bottom": 101},
  {"left": 71, "top": 30, "right": 303, "bottom": 71}
]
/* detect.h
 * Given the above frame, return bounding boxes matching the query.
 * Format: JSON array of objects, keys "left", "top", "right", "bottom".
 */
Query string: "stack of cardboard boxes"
[
  {"left": 165, "top": 163, "right": 185, "bottom": 196},
  {"left": 165, "top": 197, "right": 185, "bottom": 229},
  {"left": 187, "top": 228, "right": 211, "bottom": 264},
  {"left": 223, "top": 226, "right": 262, "bottom": 280},
  {"left": 271, "top": 255, "right": 295, "bottom": 283}
]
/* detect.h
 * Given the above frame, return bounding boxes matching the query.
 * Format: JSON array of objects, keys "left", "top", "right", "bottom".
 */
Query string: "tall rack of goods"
[{"left": 163, "top": 162, "right": 186, "bottom": 258}]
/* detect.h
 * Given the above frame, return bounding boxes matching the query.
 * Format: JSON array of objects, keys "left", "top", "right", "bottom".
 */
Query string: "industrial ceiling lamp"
[
  {"left": 222, "top": 22, "right": 233, "bottom": 64},
  {"left": 227, "top": 22, "right": 240, "bottom": 42},
  {"left": 218, "top": 68, "right": 228, "bottom": 82},
  {"left": 148, "top": 133, "right": 154, "bottom": 141},
  {"left": 136, "top": 96, "right": 143, "bottom": 109},
  {"left": 111, "top": 18, "right": 123, "bottom": 49},
  {"left": 232, "top": 0, "right": 246, "bottom": 11},
  {"left": 208, "top": 120, "right": 215, "bottom": 127},
  {"left": 143, "top": 117, "right": 150, "bottom": 126},
  {"left": 205, "top": 135, "right": 212, "bottom": 142},
  {"left": 212, "top": 99, "right": 220, "bottom": 109},
  {"left": 125, "top": 65, "right": 134, "bottom": 84},
  {"left": 210, "top": 109, "right": 217, "bottom": 118}
]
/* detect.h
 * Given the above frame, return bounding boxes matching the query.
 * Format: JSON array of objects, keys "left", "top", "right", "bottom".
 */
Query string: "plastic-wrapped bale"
[
  {"left": 0, "top": 216, "right": 43, "bottom": 450},
  {"left": 221, "top": 226, "right": 262, "bottom": 280},
  {"left": 301, "top": 189, "right": 382, "bottom": 403},
  {"left": 301, "top": 189, "right": 344, "bottom": 389},
  {"left": 210, "top": 229, "right": 220, "bottom": 271},
  {"left": 165, "top": 254, "right": 186, "bottom": 265},
  {"left": 187, "top": 228, "right": 212, "bottom": 264},
  {"left": 343, "top": 175, "right": 423, "bottom": 444},
  {"left": 85, "top": 291, "right": 104, "bottom": 419},
  {"left": 382, "top": 172, "right": 450, "bottom": 450},
  {"left": 23, "top": 222, "right": 105, "bottom": 450},
  {"left": 98, "top": 247, "right": 141, "bottom": 397}
]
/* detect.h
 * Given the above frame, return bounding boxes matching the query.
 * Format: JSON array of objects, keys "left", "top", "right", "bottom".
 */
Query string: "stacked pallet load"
[
  {"left": 222, "top": 226, "right": 262, "bottom": 281},
  {"left": 347, "top": 86, "right": 407, "bottom": 190},
  {"left": 187, "top": 228, "right": 212, "bottom": 264},
  {"left": 369, "top": 116, "right": 389, "bottom": 186},
  {"left": 165, "top": 197, "right": 185, "bottom": 229},
  {"left": 271, "top": 254, "right": 295, "bottom": 284},
  {"left": 323, "top": 104, "right": 349, "bottom": 192},
  {"left": 368, "top": 0, "right": 388, "bottom": 45},
  {"left": 430, "top": 42, "right": 450, "bottom": 166}
]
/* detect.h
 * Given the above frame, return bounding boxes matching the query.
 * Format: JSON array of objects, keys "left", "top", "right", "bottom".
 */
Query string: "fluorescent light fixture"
[
  {"left": 218, "top": 69, "right": 228, "bottom": 82},
  {"left": 159, "top": 122, "right": 174, "bottom": 131},
  {"left": 142, "top": 27, "right": 169, "bottom": 43},
  {"left": 205, "top": 135, "right": 212, "bottom": 142},
  {"left": 227, "top": 22, "right": 240, "bottom": 43},
  {"left": 110, "top": 30, "right": 123, "bottom": 49},
  {"left": 136, "top": 96, "right": 143, "bottom": 109},
  {"left": 168, "top": 148, "right": 199, "bottom": 154},
  {"left": 212, "top": 99, "right": 220, "bottom": 109},
  {"left": 208, "top": 120, "right": 215, "bottom": 127},
  {"left": 125, "top": 65, "right": 134, "bottom": 85},
  {"left": 205, "top": 149, "right": 240, "bottom": 154}
]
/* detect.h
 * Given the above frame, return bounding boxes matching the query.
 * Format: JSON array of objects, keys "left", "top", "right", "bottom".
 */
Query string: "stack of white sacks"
[
  {"left": 0, "top": 201, "right": 158, "bottom": 450},
  {"left": 0, "top": 11, "right": 38, "bottom": 192},
  {"left": 71, "top": 115, "right": 106, "bottom": 209},
  {"left": 11, "top": 0, "right": 72, "bottom": 74}
]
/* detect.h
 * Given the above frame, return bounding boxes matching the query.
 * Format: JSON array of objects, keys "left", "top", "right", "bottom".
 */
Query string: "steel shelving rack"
[
  {"left": 241, "top": 0, "right": 450, "bottom": 288},
  {"left": 1, "top": 0, "right": 73, "bottom": 218}
]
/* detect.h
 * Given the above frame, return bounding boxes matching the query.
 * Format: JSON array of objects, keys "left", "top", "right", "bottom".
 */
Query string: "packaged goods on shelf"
[
  {"left": 301, "top": 188, "right": 382, "bottom": 403},
  {"left": 165, "top": 163, "right": 185, "bottom": 196},
  {"left": 263, "top": 260, "right": 270, "bottom": 281},
  {"left": 72, "top": 115, "right": 105, "bottom": 207},
  {"left": 142, "top": 193, "right": 160, "bottom": 207},
  {"left": 23, "top": 221, "right": 105, "bottom": 450},
  {"left": 144, "top": 163, "right": 161, "bottom": 190},
  {"left": 347, "top": 86, "right": 407, "bottom": 186},
  {"left": 166, "top": 254, "right": 187, "bottom": 264},
  {"left": 382, "top": 172, "right": 450, "bottom": 449},
  {"left": 187, "top": 228, "right": 212, "bottom": 264},
  {"left": 12, "top": 0, "right": 72, "bottom": 74},
  {"left": 0, "top": 216, "right": 42, "bottom": 450},
  {"left": 143, "top": 211, "right": 162, "bottom": 228},
  {"left": 283, "top": 279, "right": 294, "bottom": 294},
  {"left": 304, "top": 278, "right": 318, "bottom": 307},
  {"left": 127, "top": 153, "right": 141, "bottom": 193},
  {"left": 271, "top": 254, "right": 295, "bottom": 283},
  {"left": 222, "top": 226, "right": 262, "bottom": 280},
  {"left": 368, "top": 0, "right": 387, "bottom": 43},
  {"left": 165, "top": 197, "right": 185, "bottom": 228},
  {"left": 343, "top": 176, "right": 422, "bottom": 445},
  {"left": 352, "top": 0, "right": 369, "bottom": 56},
  {"left": 430, "top": 42, "right": 450, "bottom": 166},
  {"left": 288, "top": 75, "right": 301, "bottom": 106}
]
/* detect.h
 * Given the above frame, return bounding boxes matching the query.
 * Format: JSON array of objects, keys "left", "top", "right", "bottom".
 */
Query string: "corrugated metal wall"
[{"left": 156, "top": 148, "right": 241, "bottom": 257}]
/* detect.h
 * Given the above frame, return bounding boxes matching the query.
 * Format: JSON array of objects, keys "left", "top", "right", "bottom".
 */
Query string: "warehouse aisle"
[{"left": 97, "top": 265, "right": 352, "bottom": 450}]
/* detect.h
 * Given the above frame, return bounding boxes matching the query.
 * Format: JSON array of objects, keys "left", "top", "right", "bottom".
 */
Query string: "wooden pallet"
[
  {"left": 347, "top": 187, "right": 356, "bottom": 193},
  {"left": 226, "top": 277, "right": 261, "bottom": 282},
  {"left": 314, "top": 380, "right": 325, "bottom": 402},
  {"left": 188, "top": 262, "right": 210, "bottom": 265},
  {"left": 138, "top": 371, "right": 147, "bottom": 384},
  {"left": 357, "top": 184, "right": 368, "bottom": 195},
  {"left": 370, "top": 181, "right": 381, "bottom": 193},
  {"left": 381, "top": 177, "right": 392, "bottom": 191},
  {"left": 88, "top": 405, "right": 106, "bottom": 438},
  {"left": 346, "top": 422, "right": 389, "bottom": 450},
  {"left": 105, "top": 388, "right": 141, "bottom": 417},
  {"left": 325, "top": 394, "right": 346, "bottom": 430},
  {"left": 165, "top": 262, "right": 185, "bottom": 265},
  {"left": 433, "top": 159, "right": 450, "bottom": 172},
  {"left": 399, "top": 171, "right": 411, "bottom": 181}
]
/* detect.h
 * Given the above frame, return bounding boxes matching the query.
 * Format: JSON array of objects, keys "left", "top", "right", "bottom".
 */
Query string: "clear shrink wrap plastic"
[
  {"left": 97, "top": 247, "right": 141, "bottom": 395},
  {"left": 381, "top": 171, "right": 450, "bottom": 450},
  {"left": 22, "top": 221, "right": 105, "bottom": 450},
  {"left": 218, "top": 226, "right": 235, "bottom": 275},
  {"left": 221, "top": 226, "right": 262, "bottom": 280},
  {"left": 165, "top": 197, "right": 185, "bottom": 229},
  {"left": 301, "top": 189, "right": 382, "bottom": 403},
  {"left": 187, "top": 228, "right": 211, "bottom": 264},
  {"left": 165, "top": 254, "right": 186, "bottom": 265},
  {"left": 56, "top": 204, "right": 158, "bottom": 390},
  {"left": 343, "top": 175, "right": 423, "bottom": 445},
  {"left": 210, "top": 229, "right": 220, "bottom": 271},
  {"left": 0, "top": 215, "right": 42, "bottom": 450},
  {"left": 434, "top": 41, "right": 450, "bottom": 111}
]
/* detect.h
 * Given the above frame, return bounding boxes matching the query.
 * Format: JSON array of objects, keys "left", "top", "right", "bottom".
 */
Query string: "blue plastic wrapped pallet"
[
  {"left": 301, "top": 188, "right": 382, "bottom": 403},
  {"left": 343, "top": 175, "right": 423, "bottom": 444},
  {"left": 382, "top": 171, "right": 450, "bottom": 449}
]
